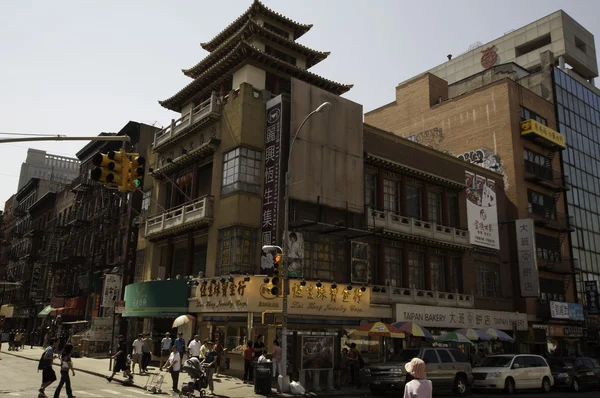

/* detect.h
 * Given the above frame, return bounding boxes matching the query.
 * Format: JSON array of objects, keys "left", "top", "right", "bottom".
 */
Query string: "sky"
[{"left": 1, "top": 0, "right": 599, "bottom": 209}]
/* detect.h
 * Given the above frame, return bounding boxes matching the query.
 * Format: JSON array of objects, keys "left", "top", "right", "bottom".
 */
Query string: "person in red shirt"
[{"left": 243, "top": 341, "right": 254, "bottom": 383}]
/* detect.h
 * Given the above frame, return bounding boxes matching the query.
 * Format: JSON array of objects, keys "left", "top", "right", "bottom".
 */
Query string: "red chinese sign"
[{"left": 480, "top": 46, "right": 498, "bottom": 69}]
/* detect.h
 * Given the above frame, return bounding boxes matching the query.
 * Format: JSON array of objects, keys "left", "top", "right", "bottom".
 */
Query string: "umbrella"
[
  {"left": 437, "top": 332, "right": 474, "bottom": 345},
  {"left": 455, "top": 328, "right": 492, "bottom": 341},
  {"left": 349, "top": 322, "right": 406, "bottom": 338},
  {"left": 485, "top": 328, "right": 515, "bottom": 342},
  {"left": 172, "top": 314, "right": 195, "bottom": 328},
  {"left": 392, "top": 322, "right": 434, "bottom": 340}
]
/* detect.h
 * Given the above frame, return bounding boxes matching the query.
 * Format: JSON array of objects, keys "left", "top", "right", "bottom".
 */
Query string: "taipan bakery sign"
[{"left": 189, "top": 276, "right": 390, "bottom": 318}]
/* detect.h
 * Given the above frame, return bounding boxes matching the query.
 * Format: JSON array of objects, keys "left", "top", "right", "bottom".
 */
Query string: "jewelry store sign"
[
  {"left": 395, "top": 304, "right": 528, "bottom": 331},
  {"left": 189, "top": 276, "right": 391, "bottom": 318}
]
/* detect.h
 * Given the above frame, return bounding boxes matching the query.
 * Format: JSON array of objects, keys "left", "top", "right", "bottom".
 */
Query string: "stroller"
[{"left": 180, "top": 357, "right": 209, "bottom": 397}]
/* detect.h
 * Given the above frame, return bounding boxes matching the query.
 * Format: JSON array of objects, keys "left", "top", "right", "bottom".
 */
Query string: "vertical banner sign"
[
  {"left": 465, "top": 171, "right": 500, "bottom": 249},
  {"left": 515, "top": 218, "right": 539, "bottom": 297},
  {"left": 351, "top": 241, "right": 369, "bottom": 284},
  {"left": 286, "top": 232, "right": 304, "bottom": 278},
  {"left": 261, "top": 95, "right": 284, "bottom": 251},
  {"left": 102, "top": 274, "right": 121, "bottom": 308},
  {"left": 585, "top": 281, "right": 600, "bottom": 315}
]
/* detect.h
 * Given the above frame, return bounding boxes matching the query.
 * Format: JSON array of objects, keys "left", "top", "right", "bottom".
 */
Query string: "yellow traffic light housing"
[
  {"left": 127, "top": 155, "right": 145, "bottom": 191},
  {"left": 270, "top": 253, "right": 283, "bottom": 296},
  {"left": 91, "top": 150, "right": 124, "bottom": 187}
]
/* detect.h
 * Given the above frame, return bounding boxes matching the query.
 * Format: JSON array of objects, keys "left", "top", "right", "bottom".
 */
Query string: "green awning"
[
  {"left": 123, "top": 279, "right": 189, "bottom": 317},
  {"left": 38, "top": 305, "right": 53, "bottom": 317}
]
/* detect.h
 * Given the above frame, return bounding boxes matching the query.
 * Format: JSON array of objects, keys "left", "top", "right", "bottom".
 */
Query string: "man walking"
[
  {"left": 141, "top": 333, "right": 152, "bottom": 373},
  {"left": 204, "top": 342, "right": 218, "bottom": 396},
  {"left": 188, "top": 335, "right": 201, "bottom": 360},
  {"left": 175, "top": 332, "right": 186, "bottom": 362},
  {"left": 159, "top": 332, "right": 172, "bottom": 370},
  {"left": 38, "top": 338, "right": 57, "bottom": 397},
  {"left": 131, "top": 334, "right": 144, "bottom": 375},
  {"left": 164, "top": 345, "right": 181, "bottom": 393}
]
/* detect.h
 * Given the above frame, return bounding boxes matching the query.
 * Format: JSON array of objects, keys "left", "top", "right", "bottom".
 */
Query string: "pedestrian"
[
  {"left": 271, "top": 340, "right": 282, "bottom": 379},
  {"left": 242, "top": 341, "right": 253, "bottom": 383},
  {"left": 31, "top": 329, "right": 38, "bottom": 349},
  {"left": 106, "top": 335, "right": 133, "bottom": 383},
  {"left": 159, "top": 332, "right": 172, "bottom": 370},
  {"left": 141, "top": 333, "right": 152, "bottom": 373},
  {"left": 199, "top": 338, "right": 209, "bottom": 360},
  {"left": 188, "top": 335, "right": 201, "bottom": 360},
  {"left": 53, "top": 343, "right": 75, "bottom": 398},
  {"left": 131, "top": 334, "right": 144, "bottom": 375},
  {"left": 204, "top": 342, "right": 217, "bottom": 396},
  {"left": 38, "top": 338, "right": 58, "bottom": 397},
  {"left": 175, "top": 332, "right": 186, "bottom": 363},
  {"left": 339, "top": 348, "right": 349, "bottom": 389},
  {"left": 403, "top": 357, "right": 432, "bottom": 398},
  {"left": 347, "top": 343, "right": 362, "bottom": 389},
  {"left": 15, "top": 329, "right": 23, "bottom": 351},
  {"left": 164, "top": 345, "right": 181, "bottom": 393},
  {"left": 215, "top": 340, "right": 225, "bottom": 376},
  {"left": 253, "top": 334, "right": 265, "bottom": 359}
]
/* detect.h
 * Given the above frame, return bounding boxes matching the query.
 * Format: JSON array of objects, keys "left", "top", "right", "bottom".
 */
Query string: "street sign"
[{"left": 114, "top": 301, "right": 126, "bottom": 314}]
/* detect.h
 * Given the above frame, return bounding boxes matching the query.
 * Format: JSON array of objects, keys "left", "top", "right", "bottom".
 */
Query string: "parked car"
[
  {"left": 362, "top": 347, "right": 473, "bottom": 396},
  {"left": 472, "top": 354, "right": 553, "bottom": 394},
  {"left": 549, "top": 356, "right": 600, "bottom": 391}
]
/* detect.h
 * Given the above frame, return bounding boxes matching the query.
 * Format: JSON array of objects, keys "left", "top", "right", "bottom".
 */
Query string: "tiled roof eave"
[
  {"left": 184, "top": 20, "right": 329, "bottom": 78},
  {"left": 200, "top": 0, "right": 312, "bottom": 52},
  {"left": 161, "top": 41, "right": 351, "bottom": 111},
  {"left": 366, "top": 154, "right": 465, "bottom": 190}
]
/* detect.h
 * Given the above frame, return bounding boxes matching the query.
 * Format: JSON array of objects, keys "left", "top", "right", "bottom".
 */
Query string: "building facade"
[{"left": 18, "top": 148, "right": 80, "bottom": 191}]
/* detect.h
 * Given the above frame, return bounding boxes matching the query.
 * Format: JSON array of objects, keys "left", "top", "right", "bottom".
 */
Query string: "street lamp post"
[{"left": 264, "top": 101, "right": 331, "bottom": 391}]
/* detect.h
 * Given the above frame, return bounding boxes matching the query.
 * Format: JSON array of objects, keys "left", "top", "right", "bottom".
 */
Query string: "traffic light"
[
  {"left": 270, "top": 253, "right": 282, "bottom": 296},
  {"left": 91, "top": 149, "right": 124, "bottom": 188},
  {"left": 126, "top": 155, "right": 145, "bottom": 191}
]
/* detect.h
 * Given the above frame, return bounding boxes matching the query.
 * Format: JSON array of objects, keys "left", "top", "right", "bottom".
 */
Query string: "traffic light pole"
[{"left": 0, "top": 136, "right": 130, "bottom": 145}]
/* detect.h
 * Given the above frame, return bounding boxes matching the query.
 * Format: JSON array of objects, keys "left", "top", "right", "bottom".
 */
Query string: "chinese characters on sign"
[
  {"left": 550, "top": 301, "right": 570, "bottom": 319},
  {"left": 568, "top": 303, "right": 584, "bottom": 321},
  {"left": 515, "top": 218, "right": 539, "bottom": 297},
  {"left": 465, "top": 171, "right": 499, "bottom": 250},
  {"left": 261, "top": 95, "right": 284, "bottom": 249},
  {"left": 350, "top": 241, "right": 369, "bottom": 284},
  {"left": 585, "top": 281, "right": 600, "bottom": 315},
  {"left": 520, "top": 119, "right": 566, "bottom": 148}
]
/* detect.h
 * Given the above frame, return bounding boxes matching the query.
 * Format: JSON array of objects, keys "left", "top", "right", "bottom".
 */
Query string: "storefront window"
[
  {"left": 217, "top": 227, "right": 257, "bottom": 275},
  {"left": 407, "top": 246, "right": 425, "bottom": 289}
]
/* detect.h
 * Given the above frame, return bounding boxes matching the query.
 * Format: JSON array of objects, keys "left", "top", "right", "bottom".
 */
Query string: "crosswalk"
[{"left": 7, "top": 388, "right": 170, "bottom": 397}]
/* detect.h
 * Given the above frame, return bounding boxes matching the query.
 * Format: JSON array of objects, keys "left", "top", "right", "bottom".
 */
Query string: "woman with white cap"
[{"left": 404, "top": 357, "right": 432, "bottom": 398}]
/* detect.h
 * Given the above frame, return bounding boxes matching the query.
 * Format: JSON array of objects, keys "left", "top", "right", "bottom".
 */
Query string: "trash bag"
[{"left": 290, "top": 381, "right": 306, "bottom": 395}]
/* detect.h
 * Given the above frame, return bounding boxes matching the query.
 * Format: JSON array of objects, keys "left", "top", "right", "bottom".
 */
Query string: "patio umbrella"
[
  {"left": 172, "top": 314, "right": 195, "bottom": 328},
  {"left": 437, "top": 332, "right": 474, "bottom": 345},
  {"left": 455, "top": 328, "right": 492, "bottom": 341},
  {"left": 485, "top": 328, "right": 515, "bottom": 342},
  {"left": 349, "top": 322, "right": 406, "bottom": 338},
  {"left": 392, "top": 321, "right": 434, "bottom": 340}
]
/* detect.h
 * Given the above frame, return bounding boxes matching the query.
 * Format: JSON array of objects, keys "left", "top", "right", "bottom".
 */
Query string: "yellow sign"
[
  {"left": 188, "top": 276, "right": 391, "bottom": 319},
  {"left": 520, "top": 119, "right": 566, "bottom": 148}
]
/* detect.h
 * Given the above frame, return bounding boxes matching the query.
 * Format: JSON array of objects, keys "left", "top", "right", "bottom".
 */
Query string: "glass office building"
[{"left": 553, "top": 66, "right": 600, "bottom": 300}]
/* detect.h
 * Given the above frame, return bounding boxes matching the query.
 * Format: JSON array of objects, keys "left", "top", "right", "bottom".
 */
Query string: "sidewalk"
[{"left": 1, "top": 346, "right": 370, "bottom": 397}]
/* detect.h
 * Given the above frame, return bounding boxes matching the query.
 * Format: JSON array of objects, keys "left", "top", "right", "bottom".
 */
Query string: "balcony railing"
[
  {"left": 370, "top": 285, "right": 474, "bottom": 308},
  {"left": 529, "top": 207, "right": 573, "bottom": 232},
  {"left": 537, "top": 257, "right": 576, "bottom": 274},
  {"left": 153, "top": 93, "right": 220, "bottom": 149},
  {"left": 366, "top": 208, "right": 470, "bottom": 247},
  {"left": 145, "top": 196, "right": 214, "bottom": 240},
  {"left": 523, "top": 161, "right": 569, "bottom": 191}
]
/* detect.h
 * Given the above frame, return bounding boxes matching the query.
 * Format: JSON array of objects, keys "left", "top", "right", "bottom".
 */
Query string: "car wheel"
[
  {"left": 370, "top": 387, "right": 386, "bottom": 396},
  {"left": 572, "top": 377, "right": 580, "bottom": 392},
  {"left": 504, "top": 377, "right": 516, "bottom": 395},
  {"left": 453, "top": 374, "right": 468, "bottom": 396},
  {"left": 542, "top": 376, "right": 551, "bottom": 393}
]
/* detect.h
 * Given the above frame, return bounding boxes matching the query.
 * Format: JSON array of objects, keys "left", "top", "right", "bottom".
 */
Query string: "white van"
[{"left": 472, "top": 354, "right": 554, "bottom": 394}]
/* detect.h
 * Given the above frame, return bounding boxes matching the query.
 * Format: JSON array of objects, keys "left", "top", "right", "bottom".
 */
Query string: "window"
[
  {"left": 437, "top": 349, "right": 454, "bottom": 363},
  {"left": 263, "top": 22, "right": 290, "bottom": 38},
  {"left": 141, "top": 190, "right": 151, "bottom": 212},
  {"left": 217, "top": 227, "right": 257, "bottom": 275},
  {"left": 450, "top": 349, "right": 469, "bottom": 363},
  {"left": 383, "top": 178, "right": 398, "bottom": 213},
  {"left": 475, "top": 261, "right": 501, "bottom": 297},
  {"left": 428, "top": 191, "right": 442, "bottom": 223},
  {"left": 407, "top": 248, "right": 425, "bottom": 289},
  {"left": 406, "top": 185, "right": 422, "bottom": 219},
  {"left": 520, "top": 106, "right": 547, "bottom": 125},
  {"left": 527, "top": 189, "right": 556, "bottom": 219},
  {"left": 303, "top": 234, "right": 346, "bottom": 282},
  {"left": 536, "top": 233, "right": 561, "bottom": 262},
  {"left": 447, "top": 194, "right": 459, "bottom": 227},
  {"left": 365, "top": 173, "right": 376, "bottom": 209},
  {"left": 451, "top": 257, "right": 462, "bottom": 292},
  {"left": 265, "top": 46, "right": 297, "bottom": 65},
  {"left": 575, "top": 36, "right": 587, "bottom": 54},
  {"left": 422, "top": 349, "right": 439, "bottom": 364},
  {"left": 221, "top": 148, "right": 262, "bottom": 195},
  {"left": 524, "top": 148, "right": 553, "bottom": 180},
  {"left": 384, "top": 246, "right": 402, "bottom": 287},
  {"left": 430, "top": 254, "right": 445, "bottom": 292}
]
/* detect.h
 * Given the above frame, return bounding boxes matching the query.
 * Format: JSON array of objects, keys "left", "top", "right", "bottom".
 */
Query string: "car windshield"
[
  {"left": 389, "top": 349, "right": 421, "bottom": 363},
  {"left": 478, "top": 356, "right": 513, "bottom": 367},
  {"left": 549, "top": 358, "right": 574, "bottom": 370}
]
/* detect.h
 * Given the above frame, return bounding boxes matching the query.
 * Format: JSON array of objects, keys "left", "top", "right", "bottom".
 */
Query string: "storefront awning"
[
  {"left": 38, "top": 305, "right": 53, "bottom": 317},
  {"left": 123, "top": 279, "right": 189, "bottom": 317},
  {"left": 0, "top": 304, "right": 14, "bottom": 318}
]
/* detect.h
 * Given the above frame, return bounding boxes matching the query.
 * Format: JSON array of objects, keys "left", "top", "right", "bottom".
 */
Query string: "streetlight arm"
[{"left": 289, "top": 109, "right": 318, "bottom": 160}]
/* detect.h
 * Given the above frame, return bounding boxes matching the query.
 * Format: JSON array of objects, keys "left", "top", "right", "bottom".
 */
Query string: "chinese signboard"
[
  {"left": 102, "top": 274, "right": 121, "bottom": 308},
  {"left": 189, "top": 276, "right": 391, "bottom": 319},
  {"left": 520, "top": 119, "right": 566, "bottom": 148},
  {"left": 394, "top": 304, "right": 528, "bottom": 331},
  {"left": 465, "top": 171, "right": 499, "bottom": 250},
  {"left": 585, "top": 281, "right": 600, "bottom": 315},
  {"left": 261, "top": 95, "right": 285, "bottom": 250},
  {"left": 301, "top": 336, "right": 334, "bottom": 370},
  {"left": 123, "top": 279, "right": 189, "bottom": 317},
  {"left": 568, "top": 303, "right": 584, "bottom": 321},
  {"left": 550, "top": 301, "right": 569, "bottom": 319},
  {"left": 351, "top": 241, "right": 369, "bottom": 284},
  {"left": 515, "top": 218, "right": 539, "bottom": 297}
]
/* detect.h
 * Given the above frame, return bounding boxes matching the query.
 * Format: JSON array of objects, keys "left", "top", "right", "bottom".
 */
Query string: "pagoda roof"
[
  {"left": 184, "top": 19, "right": 329, "bottom": 79},
  {"left": 200, "top": 0, "right": 312, "bottom": 52},
  {"left": 160, "top": 41, "right": 352, "bottom": 112}
]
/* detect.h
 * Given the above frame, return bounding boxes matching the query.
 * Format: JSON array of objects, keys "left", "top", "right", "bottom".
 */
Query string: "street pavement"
[{"left": 1, "top": 347, "right": 599, "bottom": 397}]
